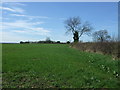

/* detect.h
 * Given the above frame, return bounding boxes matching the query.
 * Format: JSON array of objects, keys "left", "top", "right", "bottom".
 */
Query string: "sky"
[
  {"left": 1, "top": 2, "right": 118, "bottom": 43},
  {"left": 1, "top": 0, "right": 120, "bottom": 2}
]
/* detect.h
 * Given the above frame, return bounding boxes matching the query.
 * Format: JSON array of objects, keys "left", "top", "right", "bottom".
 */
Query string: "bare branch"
[
  {"left": 64, "top": 16, "right": 92, "bottom": 42},
  {"left": 93, "top": 30, "right": 111, "bottom": 42}
]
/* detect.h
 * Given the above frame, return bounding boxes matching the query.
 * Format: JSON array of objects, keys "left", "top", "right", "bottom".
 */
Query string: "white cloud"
[
  {"left": 0, "top": 6, "right": 25, "bottom": 13},
  {"left": 0, "top": 7, "right": 15, "bottom": 12},
  {"left": 1, "top": 31, "right": 42, "bottom": 43},
  {"left": 1, "top": 2, "right": 51, "bottom": 42},
  {"left": 34, "top": 28, "right": 50, "bottom": 33},
  {"left": 2, "top": 20, "right": 51, "bottom": 36},
  {"left": 10, "top": 14, "right": 26, "bottom": 17},
  {"left": 3, "top": 2, "right": 26, "bottom": 6},
  {"left": 10, "top": 14, "right": 49, "bottom": 19},
  {"left": 13, "top": 30, "right": 26, "bottom": 33},
  {"left": 12, "top": 27, "right": 51, "bottom": 36},
  {"left": 1, "top": 20, "right": 51, "bottom": 42},
  {"left": 30, "top": 27, "right": 51, "bottom": 35},
  {"left": 2, "top": 20, "right": 43, "bottom": 29},
  {"left": 13, "top": 7, "right": 25, "bottom": 13}
]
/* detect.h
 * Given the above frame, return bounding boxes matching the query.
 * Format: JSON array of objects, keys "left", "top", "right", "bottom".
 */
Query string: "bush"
[
  {"left": 67, "top": 41, "right": 70, "bottom": 44},
  {"left": 72, "top": 42, "right": 119, "bottom": 60},
  {"left": 20, "top": 41, "right": 24, "bottom": 44},
  {"left": 57, "top": 41, "right": 60, "bottom": 43}
]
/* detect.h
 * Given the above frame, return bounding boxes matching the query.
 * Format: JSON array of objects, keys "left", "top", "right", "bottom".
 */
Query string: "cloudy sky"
[{"left": 1, "top": 2, "right": 118, "bottom": 43}]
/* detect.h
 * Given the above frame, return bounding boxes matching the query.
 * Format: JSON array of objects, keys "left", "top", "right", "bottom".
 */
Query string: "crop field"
[{"left": 2, "top": 44, "right": 119, "bottom": 88}]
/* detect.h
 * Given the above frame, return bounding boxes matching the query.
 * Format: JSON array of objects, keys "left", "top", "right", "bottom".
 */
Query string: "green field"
[{"left": 2, "top": 44, "right": 119, "bottom": 88}]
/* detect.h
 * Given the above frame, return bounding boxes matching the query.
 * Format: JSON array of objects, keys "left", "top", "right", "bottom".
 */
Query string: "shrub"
[
  {"left": 20, "top": 41, "right": 24, "bottom": 44},
  {"left": 57, "top": 41, "right": 60, "bottom": 43},
  {"left": 72, "top": 42, "right": 119, "bottom": 60},
  {"left": 67, "top": 41, "right": 70, "bottom": 44}
]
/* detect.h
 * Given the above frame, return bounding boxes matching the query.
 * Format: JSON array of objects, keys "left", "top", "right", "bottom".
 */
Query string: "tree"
[
  {"left": 64, "top": 16, "right": 92, "bottom": 42},
  {"left": 20, "top": 41, "right": 24, "bottom": 44},
  {"left": 46, "top": 37, "right": 51, "bottom": 42},
  {"left": 45, "top": 37, "right": 52, "bottom": 43},
  {"left": 66, "top": 41, "right": 70, "bottom": 44},
  {"left": 57, "top": 41, "right": 60, "bottom": 43},
  {"left": 93, "top": 30, "right": 111, "bottom": 42}
]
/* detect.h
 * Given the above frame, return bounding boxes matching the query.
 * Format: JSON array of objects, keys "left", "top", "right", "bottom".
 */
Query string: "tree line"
[{"left": 20, "top": 37, "right": 70, "bottom": 44}]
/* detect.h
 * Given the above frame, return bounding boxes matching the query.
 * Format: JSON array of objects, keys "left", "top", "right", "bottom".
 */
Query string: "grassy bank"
[
  {"left": 72, "top": 42, "right": 120, "bottom": 60},
  {"left": 2, "top": 44, "right": 119, "bottom": 88}
]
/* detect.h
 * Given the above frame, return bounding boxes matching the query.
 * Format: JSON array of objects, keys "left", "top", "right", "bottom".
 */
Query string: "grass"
[{"left": 2, "top": 44, "right": 119, "bottom": 88}]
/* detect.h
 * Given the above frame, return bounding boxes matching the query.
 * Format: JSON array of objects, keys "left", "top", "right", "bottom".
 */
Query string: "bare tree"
[
  {"left": 46, "top": 37, "right": 51, "bottom": 42},
  {"left": 64, "top": 16, "right": 92, "bottom": 42},
  {"left": 93, "top": 30, "right": 111, "bottom": 42}
]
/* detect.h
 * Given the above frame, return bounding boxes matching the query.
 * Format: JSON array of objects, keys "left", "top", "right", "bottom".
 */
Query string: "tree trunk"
[{"left": 73, "top": 31, "right": 79, "bottom": 42}]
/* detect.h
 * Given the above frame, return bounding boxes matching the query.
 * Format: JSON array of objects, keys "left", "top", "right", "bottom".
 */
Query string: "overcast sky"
[{"left": 1, "top": 2, "right": 118, "bottom": 43}]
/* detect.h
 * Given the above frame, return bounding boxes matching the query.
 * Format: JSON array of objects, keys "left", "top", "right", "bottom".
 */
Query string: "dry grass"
[{"left": 71, "top": 42, "right": 120, "bottom": 60}]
